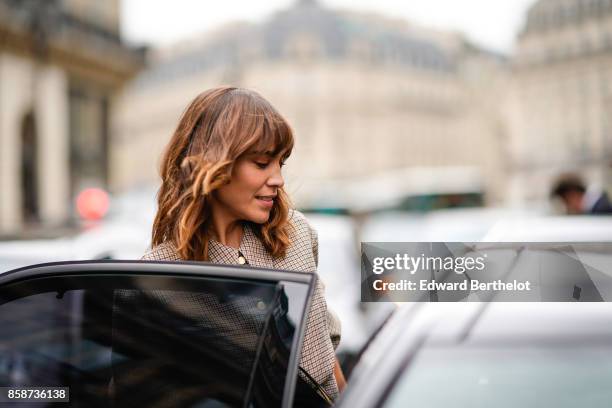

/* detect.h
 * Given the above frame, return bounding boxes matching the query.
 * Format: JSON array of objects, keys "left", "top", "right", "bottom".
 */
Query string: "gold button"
[{"left": 238, "top": 256, "right": 246, "bottom": 265}]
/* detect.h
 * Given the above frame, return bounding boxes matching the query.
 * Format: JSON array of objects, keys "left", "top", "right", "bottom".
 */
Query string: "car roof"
[
  {"left": 465, "top": 303, "right": 612, "bottom": 344},
  {"left": 374, "top": 302, "right": 612, "bottom": 350}
]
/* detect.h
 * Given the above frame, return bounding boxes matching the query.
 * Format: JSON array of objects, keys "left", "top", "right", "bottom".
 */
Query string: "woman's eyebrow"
[{"left": 251, "top": 150, "right": 275, "bottom": 157}]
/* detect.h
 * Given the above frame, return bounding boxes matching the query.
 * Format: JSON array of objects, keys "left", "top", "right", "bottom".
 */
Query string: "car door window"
[{"left": 0, "top": 262, "right": 314, "bottom": 408}]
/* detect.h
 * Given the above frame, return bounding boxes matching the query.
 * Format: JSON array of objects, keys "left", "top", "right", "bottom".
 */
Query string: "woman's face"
[{"left": 212, "top": 151, "right": 285, "bottom": 224}]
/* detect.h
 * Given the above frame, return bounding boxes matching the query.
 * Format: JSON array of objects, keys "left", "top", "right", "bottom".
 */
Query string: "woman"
[{"left": 142, "top": 86, "right": 346, "bottom": 400}]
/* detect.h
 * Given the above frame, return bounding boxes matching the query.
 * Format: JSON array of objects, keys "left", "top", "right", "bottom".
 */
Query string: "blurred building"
[
  {"left": 114, "top": 0, "right": 509, "bottom": 211},
  {"left": 0, "top": 0, "right": 144, "bottom": 237},
  {"left": 508, "top": 0, "right": 612, "bottom": 205}
]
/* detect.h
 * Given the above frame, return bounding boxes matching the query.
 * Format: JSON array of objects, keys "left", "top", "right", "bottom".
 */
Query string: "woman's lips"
[{"left": 256, "top": 196, "right": 275, "bottom": 208}]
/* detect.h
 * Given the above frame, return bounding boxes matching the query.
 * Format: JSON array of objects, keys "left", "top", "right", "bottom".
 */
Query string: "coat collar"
[{"left": 208, "top": 222, "right": 274, "bottom": 269}]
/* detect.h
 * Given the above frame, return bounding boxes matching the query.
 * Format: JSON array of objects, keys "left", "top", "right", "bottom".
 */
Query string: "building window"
[
  {"left": 20, "top": 111, "right": 39, "bottom": 224},
  {"left": 69, "top": 88, "right": 109, "bottom": 200}
]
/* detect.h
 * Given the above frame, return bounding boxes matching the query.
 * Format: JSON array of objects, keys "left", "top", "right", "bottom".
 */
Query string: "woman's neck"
[
  {"left": 210, "top": 207, "right": 243, "bottom": 249},
  {"left": 213, "top": 222, "right": 243, "bottom": 248}
]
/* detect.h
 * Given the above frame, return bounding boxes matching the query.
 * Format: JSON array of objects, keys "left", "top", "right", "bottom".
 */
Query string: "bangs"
[
  {"left": 211, "top": 88, "right": 295, "bottom": 162},
  {"left": 243, "top": 111, "right": 294, "bottom": 160}
]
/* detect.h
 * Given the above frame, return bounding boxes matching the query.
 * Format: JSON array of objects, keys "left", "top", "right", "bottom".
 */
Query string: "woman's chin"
[{"left": 247, "top": 210, "right": 271, "bottom": 224}]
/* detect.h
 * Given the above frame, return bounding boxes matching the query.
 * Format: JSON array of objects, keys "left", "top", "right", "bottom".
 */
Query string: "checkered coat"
[{"left": 141, "top": 209, "right": 341, "bottom": 400}]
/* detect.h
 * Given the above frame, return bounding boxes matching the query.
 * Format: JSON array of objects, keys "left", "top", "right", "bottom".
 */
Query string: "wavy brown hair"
[{"left": 152, "top": 87, "right": 295, "bottom": 261}]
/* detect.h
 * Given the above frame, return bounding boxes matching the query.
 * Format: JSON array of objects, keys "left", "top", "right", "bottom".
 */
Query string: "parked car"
[
  {"left": 0, "top": 239, "right": 77, "bottom": 273},
  {"left": 483, "top": 215, "right": 612, "bottom": 242},
  {"left": 0, "top": 187, "right": 157, "bottom": 273},
  {"left": 360, "top": 208, "right": 541, "bottom": 242},
  {"left": 0, "top": 260, "right": 332, "bottom": 407},
  {"left": 339, "top": 301, "right": 612, "bottom": 408}
]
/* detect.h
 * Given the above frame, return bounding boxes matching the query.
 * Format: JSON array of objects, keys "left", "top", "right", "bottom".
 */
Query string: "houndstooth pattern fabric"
[
  {"left": 141, "top": 209, "right": 341, "bottom": 400},
  {"left": 111, "top": 284, "right": 294, "bottom": 407}
]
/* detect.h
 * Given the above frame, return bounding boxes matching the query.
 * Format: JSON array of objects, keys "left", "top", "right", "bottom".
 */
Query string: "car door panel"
[{"left": 0, "top": 261, "right": 319, "bottom": 408}]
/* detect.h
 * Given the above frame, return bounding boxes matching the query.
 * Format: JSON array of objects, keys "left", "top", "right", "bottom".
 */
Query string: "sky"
[{"left": 120, "top": 0, "right": 538, "bottom": 54}]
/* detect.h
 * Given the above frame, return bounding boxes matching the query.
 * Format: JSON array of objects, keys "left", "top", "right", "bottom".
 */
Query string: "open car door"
[{"left": 0, "top": 260, "right": 327, "bottom": 407}]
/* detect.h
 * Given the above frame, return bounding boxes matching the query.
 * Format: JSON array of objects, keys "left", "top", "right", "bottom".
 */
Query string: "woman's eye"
[{"left": 255, "top": 161, "right": 269, "bottom": 169}]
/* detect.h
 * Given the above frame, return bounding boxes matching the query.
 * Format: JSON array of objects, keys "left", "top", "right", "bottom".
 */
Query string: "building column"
[
  {"left": 0, "top": 53, "right": 33, "bottom": 235},
  {"left": 35, "top": 65, "right": 70, "bottom": 227}
]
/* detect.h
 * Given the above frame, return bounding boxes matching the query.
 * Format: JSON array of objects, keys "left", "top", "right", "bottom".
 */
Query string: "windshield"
[{"left": 382, "top": 346, "right": 612, "bottom": 408}]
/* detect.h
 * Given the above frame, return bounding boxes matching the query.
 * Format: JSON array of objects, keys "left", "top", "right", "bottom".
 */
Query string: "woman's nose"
[{"left": 267, "top": 167, "right": 284, "bottom": 188}]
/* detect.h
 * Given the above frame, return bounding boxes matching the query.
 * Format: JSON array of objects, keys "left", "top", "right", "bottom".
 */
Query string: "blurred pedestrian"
[
  {"left": 143, "top": 86, "right": 345, "bottom": 400},
  {"left": 551, "top": 173, "right": 612, "bottom": 215}
]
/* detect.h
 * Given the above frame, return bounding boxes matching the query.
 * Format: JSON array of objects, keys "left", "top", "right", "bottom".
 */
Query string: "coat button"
[{"left": 238, "top": 256, "right": 246, "bottom": 265}]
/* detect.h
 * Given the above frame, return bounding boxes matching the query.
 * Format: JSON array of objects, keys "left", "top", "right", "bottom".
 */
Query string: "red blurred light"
[{"left": 76, "top": 188, "right": 109, "bottom": 220}]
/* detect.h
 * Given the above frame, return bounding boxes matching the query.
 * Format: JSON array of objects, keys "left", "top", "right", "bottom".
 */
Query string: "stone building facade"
[
  {"left": 509, "top": 0, "right": 612, "bottom": 205},
  {"left": 0, "top": 0, "right": 143, "bottom": 236},
  {"left": 113, "top": 0, "right": 508, "bottom": 210}
]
